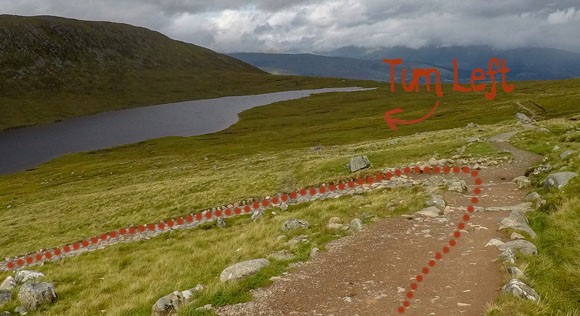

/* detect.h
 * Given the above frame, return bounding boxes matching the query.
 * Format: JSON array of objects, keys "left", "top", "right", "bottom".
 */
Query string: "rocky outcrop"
[
  {"left": 17, "top": 282, "right": 58, "bottom": 312},
  {"left": 220, "top": 259, "right": 270, "bottom": 282}
]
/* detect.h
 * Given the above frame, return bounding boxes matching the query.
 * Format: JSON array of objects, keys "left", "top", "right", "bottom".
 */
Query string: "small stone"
[
  {"left": 425, "top": 195, "right": 446, "bottom": 211},
  {"left": 0, "top": 290, "right": 11, "bottom": 306},
  {"left": 281, "top": 219, "right": 310, "bottom": 231},
  {"left": 502, "top": 279, "right": 539, "bottom": 301},
  {"left": 485, "top": 239, "right": 505, "bottom": 247},
  {"left": 515, "top": 113, "right": 534, "bottom": 124},
  {"left": 448, "top": 180, "right": 468, "bottom": 193},
  {"left": 510, "top": 232, "right": 526, "bottom": 240},
  {"left": 512, "top": 176, "right": 531, "bottom": 189},
  {"left": 326, "top": 223, "right": 345, "bottom": 230},
  {"left": 560, "top": 150, "right": 576, "bottom": 160},
  {"left": 220, "top": 259, "right": 270, "bottom": 282},
  {"left": 152, "top": 291, "right": 186, "bottom": 316},
  {"left": 416, "top": 206, "right": 441, "bottom": 218},
  {"left": 349, "top": 218, "right": 363, "bottom": 233},
  {"left": 523, "top": 192, "right": 541, "bottom": 203},
  {"left": 507, "top": 267, "right": 526, "bottom": 279},
  {"left": 498, "top": 240, "right": 538, "bottom": 256},
  {"left": 310, "top": 247, "right": 319, "bottom": 258},
  {"left": 269, "top": 250, "right": 295, "bottom": 261},
  {"left": 348, "top": 156, "right": 371, "bottom": 173}
]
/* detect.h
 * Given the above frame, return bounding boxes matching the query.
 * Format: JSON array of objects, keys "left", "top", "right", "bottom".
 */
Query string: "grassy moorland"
[
  {"left": 0, "top": 78, "right": 579, "bottom": 315},
  {"left": 488, "top": 119, "right": 580, "bottom": 316}
]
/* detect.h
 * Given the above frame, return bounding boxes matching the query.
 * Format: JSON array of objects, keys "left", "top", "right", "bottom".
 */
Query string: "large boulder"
[
  {"left": 502, "top": 279, "right": 540, "bottom": 301},
  {"left": 543, "top": 172, "right": 578, "bottom": 190},
  {"left": 347, "top": 156, "right": 371, "bottom": 173},
  {"left": 220, "top": 259, "right": 270, "bottom": 282},
  {"left": 281, "top": 218, "right": 310, "bottom": 231},
  {"left": 17, "top": 282, "right": 57, "bottom": 312}
]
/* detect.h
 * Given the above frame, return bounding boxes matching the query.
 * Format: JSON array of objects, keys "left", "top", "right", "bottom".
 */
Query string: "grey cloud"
[{"left": 1, "top": 0, "right": 580, "bottom": 53}]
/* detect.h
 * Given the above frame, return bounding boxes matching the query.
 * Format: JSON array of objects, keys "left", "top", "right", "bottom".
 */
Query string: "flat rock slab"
[{"left": 220, "top": 259, "right": 270, "bottom": 282}]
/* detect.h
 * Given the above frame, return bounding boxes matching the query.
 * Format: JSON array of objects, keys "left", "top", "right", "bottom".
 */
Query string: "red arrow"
[{"left": 384, "top": 100, "right": 441, "bottom": 131}]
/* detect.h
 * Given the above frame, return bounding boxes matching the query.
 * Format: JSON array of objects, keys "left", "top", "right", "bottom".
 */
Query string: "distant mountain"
[
  {"left": 320, "top": 46, "right": 580, "bottom": 81},
  {"left": 230, "top": 52, "right": 454, "bottom": 82},
  {"left": 231, "top": 46, "right": 580, "bottom": 83}
]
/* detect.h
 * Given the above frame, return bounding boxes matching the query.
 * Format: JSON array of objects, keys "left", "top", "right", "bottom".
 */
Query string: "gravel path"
[{"left": 218, "top": 133, "right": 542, "bottom": 316}]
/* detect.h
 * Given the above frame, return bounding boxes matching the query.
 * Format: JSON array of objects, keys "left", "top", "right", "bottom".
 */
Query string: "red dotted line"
[
  {"left": 2, "top": 164, "right": 478, "bottom": 273},
  {"left": 396, "top": 165, "right": 482, "bottom": 314}
]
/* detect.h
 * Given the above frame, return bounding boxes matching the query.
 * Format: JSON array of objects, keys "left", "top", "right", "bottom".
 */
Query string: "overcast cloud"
[{"left": 1, "top": 0, "right": 580, "bottom": 53}]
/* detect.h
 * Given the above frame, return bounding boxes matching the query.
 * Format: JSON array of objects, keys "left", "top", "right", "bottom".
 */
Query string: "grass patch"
[{"left": 488, "top": 118, "right": 580, "bottom": 315}]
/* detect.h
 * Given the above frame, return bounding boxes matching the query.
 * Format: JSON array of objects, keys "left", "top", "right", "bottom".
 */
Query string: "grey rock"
[
  {"left": 310, "top": 247, "right": 319, "bottom": 258},
  {"left": 349, "top": 218, "right": 363, "bottom": 233},
  {"left": 15, "top": 271, "right": 44, "bottom": 284},
  {"left": 507, "top": 266, "right": 526, "bottom": 279},
  {"left": 285, "top": 235, "right": 309, "bottom": 247},
  {"left": 196, "top": 304, "right": 213, "bottom": 312},
  {"left": 512, "top": 176, "right": 531, "bottom": 189},
  {"left": 0, "top": 276, "right": 16, "bottom": 291},
  {"left": 181, "top": 284, "right": 204, "bottom": 302},
  {"left": 425, "top": 195, "right": 446, "bottom": 211},
  {"left": 281, "top": 218, "right": 310, "bottom": 231},
  {"left": 543, "top": 172, "right": 578, "bottom": 190},
  {"left": 152, "top": 291, "right": 185, "bottom": 316},
  {"left": 466, "top": 122, "right": 478, "bottom": 129},
  {"left": 502, "top": 279, "right": 540, "bottom": 301},
  {"left": 515, "top": 113, "right": 534, "bottom": 124},
  {"left": 448, "top": 180, "right": 468, "bottom": 193},
  {"left": 14, "top": 306, "right": 26, "bottom": 315},
  {"left": 499, "top": 212, "right": 537, "bottom": 239},
  {"left": 251, "top": 209, "right": 264, "bottom": 221},
  {"left": 0, "top": 290, "right": 11, "bottom": 306},
  {"left": 326, "top": 223, "right": 346, "bottom": 230},
  {"left": 485, "top": 239, "right": 505, "bottom": 247},
  {"left": 348, "top": 156, "right": 371, "bottom": 173},
  {"left": 523, "top": 192, "right": 541, "bottom": 203},
  {"left": 269, "top": 250, "right": 295, "bottom": 261},
  {"left": 498, "top": 240, "right": 538, "bottom": 256},
  {"left": 279, "top": 204, "right": 289, "bottom": 211},
  {"left": 510, "top": 232, "right": 526, "bottom": 240},
  {"left": 220, "top": 259, "right": 270, "bottom": 282},
  {"left": 498, "top": 248, "right": 516, "bottom": 264},
  {"left": 17, "top": 282, "right": 57, "bottom": 312},
  {"left": 217, "top": 217, "right": 227, "bottom": 229},
  {"left": 416, "top": 206, "right": 441, "bottom": 218},
  {"left": 560, "top": 150, "right": 576, "bottom": 160},
  {"left": 486, "top": 203, "right": 534, "bottom": 214}
]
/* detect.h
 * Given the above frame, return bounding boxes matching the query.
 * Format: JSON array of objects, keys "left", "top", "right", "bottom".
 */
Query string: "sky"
[{"left": 1, "top": 0, "right": 580, "bottom": 53}]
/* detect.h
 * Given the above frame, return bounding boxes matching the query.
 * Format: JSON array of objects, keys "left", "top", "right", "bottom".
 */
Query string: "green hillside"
[{"left": 0, "top": 15, "right": 370, "bottom": 130}]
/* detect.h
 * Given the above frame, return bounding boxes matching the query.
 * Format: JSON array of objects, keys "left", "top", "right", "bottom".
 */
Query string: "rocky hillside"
[{"left": 0, "top": 15, "right": 263, "bottom": 93}]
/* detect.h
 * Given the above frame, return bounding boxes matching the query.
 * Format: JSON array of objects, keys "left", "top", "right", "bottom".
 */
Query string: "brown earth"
[{"left": 218, "top": 132, "right": 542, "bottom": 316}]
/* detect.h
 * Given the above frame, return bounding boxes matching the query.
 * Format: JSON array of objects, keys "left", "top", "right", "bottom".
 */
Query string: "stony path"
[{"left": 218, "top": 134, "right": 542, "bottom": 316}]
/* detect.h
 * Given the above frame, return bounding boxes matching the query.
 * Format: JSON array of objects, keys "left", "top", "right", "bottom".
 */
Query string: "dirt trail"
[{"left": 218, "top": 133, "right": 542, "bottom": 316}]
